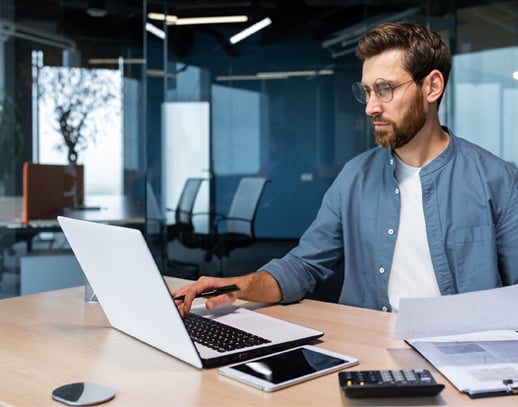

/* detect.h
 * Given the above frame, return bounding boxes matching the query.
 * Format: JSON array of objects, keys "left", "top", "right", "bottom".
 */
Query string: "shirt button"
[
  {"left": 387, "top": 228, "right": 394, "bottom": 235},
  {"left": 394, "top": 188, "right": 400, "bottom": 194},
  {"left": 389, "top": 158, "right": 394, "bottom": 165},
  {"left": 379, "top": 267, "right": 385, "bottom": 274},
  {"left": 382, "top": 306, "right": 388, "bottom": 312}
]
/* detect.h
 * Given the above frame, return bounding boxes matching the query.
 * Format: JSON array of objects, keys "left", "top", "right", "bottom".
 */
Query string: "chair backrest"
[
  {"left": 175, "top": 178, "right": 204, "bottom": 225},
  {"left": 225, "top": 177, "right": 270, "bottom": 237},
  {"left": 22, "top": 162, "right": 84, "bottom": 224}
]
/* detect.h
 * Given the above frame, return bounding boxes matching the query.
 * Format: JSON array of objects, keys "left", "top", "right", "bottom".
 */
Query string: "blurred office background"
[{"left": 0, "top": 0, "right": 517, "bottom": 299}]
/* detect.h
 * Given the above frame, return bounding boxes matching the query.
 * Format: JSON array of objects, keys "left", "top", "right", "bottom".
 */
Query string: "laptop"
[{"left": 57, "top": 216, "right": 323, "bottom": 369}]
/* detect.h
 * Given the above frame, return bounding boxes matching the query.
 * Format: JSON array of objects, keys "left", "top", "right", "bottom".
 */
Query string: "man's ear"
[{"left": 424, "top": 69, "right": 444, "bottom": 104}]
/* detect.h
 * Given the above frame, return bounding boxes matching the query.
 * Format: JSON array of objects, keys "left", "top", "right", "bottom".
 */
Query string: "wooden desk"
[{"left": 0, "top": 280, "right": 513, "bottom": 406}]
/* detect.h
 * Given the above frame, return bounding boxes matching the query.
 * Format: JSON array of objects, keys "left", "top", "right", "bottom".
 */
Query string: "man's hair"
[{"left": 355, "top": 22, "right": 451, "bottom": 107}]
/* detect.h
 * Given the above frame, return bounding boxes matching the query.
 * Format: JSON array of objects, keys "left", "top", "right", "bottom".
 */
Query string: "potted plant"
[{"left": 37, "top": 66, "right": 118, "bottom": 164}]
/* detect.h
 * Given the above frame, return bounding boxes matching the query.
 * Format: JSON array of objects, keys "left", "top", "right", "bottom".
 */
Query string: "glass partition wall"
[
  {"left": 0, "top": 1, "right": 516, "bottom": 284},
  {"left": 0, "top": 0, "right": 149, "bottom": 289},
  {"left": 152, "top": 0, "right": 518, "bottom": 278}
]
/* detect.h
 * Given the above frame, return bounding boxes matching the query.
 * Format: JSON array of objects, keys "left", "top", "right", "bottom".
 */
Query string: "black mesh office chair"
[
  {"left": 166, "top": 178, "right": 205, "bottom": 274},
  {"left": 170, "top": 179, "right": 205, "bottom": 232},
  {"left": 178, "top": 176, "right": 270, "bottom": 276}
]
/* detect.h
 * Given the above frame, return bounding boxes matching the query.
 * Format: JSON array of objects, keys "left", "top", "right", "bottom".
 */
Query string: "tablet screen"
[{"left": 231, "top": 347, "right": 347, "bottom": 384}]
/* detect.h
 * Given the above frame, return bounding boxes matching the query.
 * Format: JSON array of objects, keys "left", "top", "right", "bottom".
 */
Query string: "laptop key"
[{"left": 184, "top": 312, "right": 271, "bottom": 352}]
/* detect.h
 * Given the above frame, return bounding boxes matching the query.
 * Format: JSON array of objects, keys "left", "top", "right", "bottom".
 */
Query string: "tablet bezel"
[{"left": 218, "top": 345, "right": 359, "bottom": 392}]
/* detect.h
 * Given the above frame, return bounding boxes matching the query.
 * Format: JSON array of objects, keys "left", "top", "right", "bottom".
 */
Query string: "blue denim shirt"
[{"left": 262, "top": 129, "right": 518, "bottom": 312}]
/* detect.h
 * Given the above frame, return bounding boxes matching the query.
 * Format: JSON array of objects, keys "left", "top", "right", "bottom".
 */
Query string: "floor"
[{"left": 0, "top": 232, "right": 70, "bottom": 299}]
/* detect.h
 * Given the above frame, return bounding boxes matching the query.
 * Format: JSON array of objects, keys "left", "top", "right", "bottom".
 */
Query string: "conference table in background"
[
  {"left": 0, "top": 194, "right": 157, "bottom": 252},
  {"left": 0, "top": 195, "right": 148, "bottom": 227},
  {"left": 0, "top": 277, "right": 514, "bottom": 406}
]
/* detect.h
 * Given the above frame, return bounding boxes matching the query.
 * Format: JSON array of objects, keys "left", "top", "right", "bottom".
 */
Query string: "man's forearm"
[{"left": 233, "top": 270, "right": 282, "bottom": 304}]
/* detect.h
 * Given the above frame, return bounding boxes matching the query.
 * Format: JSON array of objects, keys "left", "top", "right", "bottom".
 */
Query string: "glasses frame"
[{"left": 352, "top": 78, "right": 415, "bottom": 104}]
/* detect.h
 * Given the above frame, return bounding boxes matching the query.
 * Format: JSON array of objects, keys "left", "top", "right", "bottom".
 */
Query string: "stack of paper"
[{"left": 393, "top": 284, "right": 518, "bottom": 398}]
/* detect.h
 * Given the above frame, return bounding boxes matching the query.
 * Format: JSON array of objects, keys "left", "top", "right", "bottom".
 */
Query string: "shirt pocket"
[{"left": 453, "top": 225, "right": 501, "bottom": 290}]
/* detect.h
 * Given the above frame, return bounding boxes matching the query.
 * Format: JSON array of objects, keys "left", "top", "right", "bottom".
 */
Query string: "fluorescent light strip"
[
  {"left": 88, "top": 58, "right": 146, "bottom": 65},
  {"left": 146, "top": 22, "right": 166, "bottom": 39},
  {"left": 217, "top": 69, "right": 334, "bottom": 81},
  {"left": 147, "top": 12, "right": 247, "bottom": 26},
  {"left": 147, "top": 69, "right": 176, "bottom": 79},
  {"left": 216, "top": 74, "right": 258, "bottom": 81},
  {"left": 230, "top": 17, "right": 272, "bottom": 44},
  {"left": 176, "top": 16, "right": 247, "bottom": 25},
  {"left": 148, "top": 12, "right": 176, "bottom": 23}
]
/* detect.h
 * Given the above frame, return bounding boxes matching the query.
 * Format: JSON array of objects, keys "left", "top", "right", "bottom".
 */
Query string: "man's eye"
[{"left": 376, "top": 85, "right": 391, "bottom": 94}]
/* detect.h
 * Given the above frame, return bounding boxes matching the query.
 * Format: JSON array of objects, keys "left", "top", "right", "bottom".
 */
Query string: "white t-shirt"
[{"left": 388, "top": 157, "right": 440, "bottom": 312}]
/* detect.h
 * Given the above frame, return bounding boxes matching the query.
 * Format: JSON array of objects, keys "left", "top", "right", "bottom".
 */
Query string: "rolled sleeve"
[{"left": 259, "top": 178, "right": 345, "bottom": 304}]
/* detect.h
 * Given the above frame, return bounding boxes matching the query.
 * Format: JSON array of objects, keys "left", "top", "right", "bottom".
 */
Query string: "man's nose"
[{"left": 365, "top": 95, "right": 382, "bottom": 116}]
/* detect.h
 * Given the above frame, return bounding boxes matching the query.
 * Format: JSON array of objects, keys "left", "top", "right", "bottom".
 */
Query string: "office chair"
[
  {"left": 166, "top": 178, "right": 205, "bottom": 275},
  {"left": 178, "top": 176, "right": 270, "bottom": 276}
]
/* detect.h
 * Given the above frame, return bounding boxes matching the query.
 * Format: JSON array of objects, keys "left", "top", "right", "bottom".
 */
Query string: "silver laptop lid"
[{"left": 57, "top": 216, "right": 203, "bottom": 368}]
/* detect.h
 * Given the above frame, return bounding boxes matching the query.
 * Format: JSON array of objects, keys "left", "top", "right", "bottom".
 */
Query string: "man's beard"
[{"left": 371, "top": 93, "right": 426, "bottom": 149}]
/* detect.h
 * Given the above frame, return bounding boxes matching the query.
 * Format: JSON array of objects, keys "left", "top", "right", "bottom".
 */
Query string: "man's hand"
[
  {"left": 171, "top": 271, "right": 282, "bottom": 317},
  {"left": 172, "top": 276, "right": 239, "bottom": 317}
]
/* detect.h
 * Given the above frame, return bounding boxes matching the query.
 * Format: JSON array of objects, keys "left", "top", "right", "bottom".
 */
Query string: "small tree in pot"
[{"left": 37, "top": 66, "right": 119, "bottom": 164}]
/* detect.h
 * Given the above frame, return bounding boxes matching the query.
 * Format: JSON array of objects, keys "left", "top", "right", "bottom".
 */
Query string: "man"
[{"left": 173, "top": 22, "right": 518, "bottom": 316}]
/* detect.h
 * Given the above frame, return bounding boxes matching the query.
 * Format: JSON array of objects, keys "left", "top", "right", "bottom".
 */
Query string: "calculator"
[{"left": 339, "top": 369, "right": 445, "bottom": 398}]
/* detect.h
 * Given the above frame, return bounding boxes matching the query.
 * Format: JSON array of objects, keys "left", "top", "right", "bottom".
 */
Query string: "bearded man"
[{"left": 174, "top": 22, "right": 518, "bottom": 315}]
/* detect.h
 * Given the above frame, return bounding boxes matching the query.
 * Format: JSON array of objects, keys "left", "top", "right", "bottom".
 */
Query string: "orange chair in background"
[{"left": 22, "top": 163, "right": 84, "bottom": 224}]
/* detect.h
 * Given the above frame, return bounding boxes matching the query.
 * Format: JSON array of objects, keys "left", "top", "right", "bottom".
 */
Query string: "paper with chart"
[
  {"left": 406, "top": 329, "right": 518, "bottom": 396},
  {"left": 393, "top": 284, "right": 518, "bottom": 397}
]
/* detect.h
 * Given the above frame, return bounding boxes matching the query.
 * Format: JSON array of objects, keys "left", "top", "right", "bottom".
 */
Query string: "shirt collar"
[{"left": 387, "top": 126, "right": 455, "bottom": 175}]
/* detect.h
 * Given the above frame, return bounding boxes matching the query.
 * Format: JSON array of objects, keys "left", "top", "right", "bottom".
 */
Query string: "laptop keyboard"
[{"left": 184, "top": 312, "right": 271, "bottom": 353}]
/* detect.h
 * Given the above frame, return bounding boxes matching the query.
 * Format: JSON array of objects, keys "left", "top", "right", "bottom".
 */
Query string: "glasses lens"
[
  {"left": 352, "top": 82, "right": 368, "bottom": 104},
  {"left": 373, "top": 79, "right": 393, "bottom": 102}
]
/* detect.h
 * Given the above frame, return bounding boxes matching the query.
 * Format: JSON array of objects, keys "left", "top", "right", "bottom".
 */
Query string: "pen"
[{"left": 173, "top": 284, "right": 240, "bottom": 302}]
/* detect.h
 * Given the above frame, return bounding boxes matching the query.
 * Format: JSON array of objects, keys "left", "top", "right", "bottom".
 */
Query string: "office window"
[
  {"left": 161, "top": 101, "right": 210, "bottom": 229},
  {"left": 452, "top": 47, "right": 518, "bottom": 165},
  {"left": 36, "top": 65, "right": 123, "bottom": 195}
]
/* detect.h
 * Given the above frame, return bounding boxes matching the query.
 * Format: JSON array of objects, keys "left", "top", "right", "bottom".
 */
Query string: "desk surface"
[{"left": 0, "top": 279, "right": 513, "bottom": 407}]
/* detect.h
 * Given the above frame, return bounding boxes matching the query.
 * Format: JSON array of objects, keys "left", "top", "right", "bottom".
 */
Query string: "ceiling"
[
  {"left": 11, "top": 1, "right": 440, "bottom": 44},
  {"left": 9, "top": 0, "right": 497, "bottom": 63}
]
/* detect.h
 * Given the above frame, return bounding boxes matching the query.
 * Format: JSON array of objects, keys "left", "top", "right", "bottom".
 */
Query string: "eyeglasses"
[{"left": 352, "top": 78, "right": 415, "bottom": 104}]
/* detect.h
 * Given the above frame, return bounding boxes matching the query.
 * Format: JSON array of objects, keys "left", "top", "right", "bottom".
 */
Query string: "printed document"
[{"left": 393, "top": 285, "right": 518, "bottom": 397}]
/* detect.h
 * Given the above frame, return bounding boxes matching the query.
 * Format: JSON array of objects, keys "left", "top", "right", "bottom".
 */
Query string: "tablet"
[{"left": 218, "top": 345, "right": 359, "bottom": 392}]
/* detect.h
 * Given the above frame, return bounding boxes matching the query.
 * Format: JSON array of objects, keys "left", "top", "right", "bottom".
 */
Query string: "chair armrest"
[
  {"left": 191, "top": 212, "right": 227, "bottom": 223},
  {"left": 214, "top": 216, "right": 253, "bottom": 234},
  {"left": 214, "top": 216, "right": 252, "bottom": 225}
]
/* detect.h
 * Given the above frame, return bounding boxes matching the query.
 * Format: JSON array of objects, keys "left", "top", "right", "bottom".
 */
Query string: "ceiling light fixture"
[
  {"left": 176, "top": 16, "right": 248, "bottom": 25},
  {"left": 229, "top": 17, "right": 272, "bottom": 44},
  {"left": 513, "top": 71, "right": 518, "bottom": 80},
  {"left": 86, "top": 0, "right": 108, "bottom": 18},
  {"left": 148, "top": 12, "right": 177, "bottom": 24},
  {"left": 147, "top": 12, "right": 247, "bottom": 26},
  {"left": 216, "top": 69, "right": 334, "bottom": 81},
  {"left": 88, "top": 58, "right": 146, "bottom": 65},
  {"left": 146, "top": 23, "right": 166, "bottom": 40}
]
